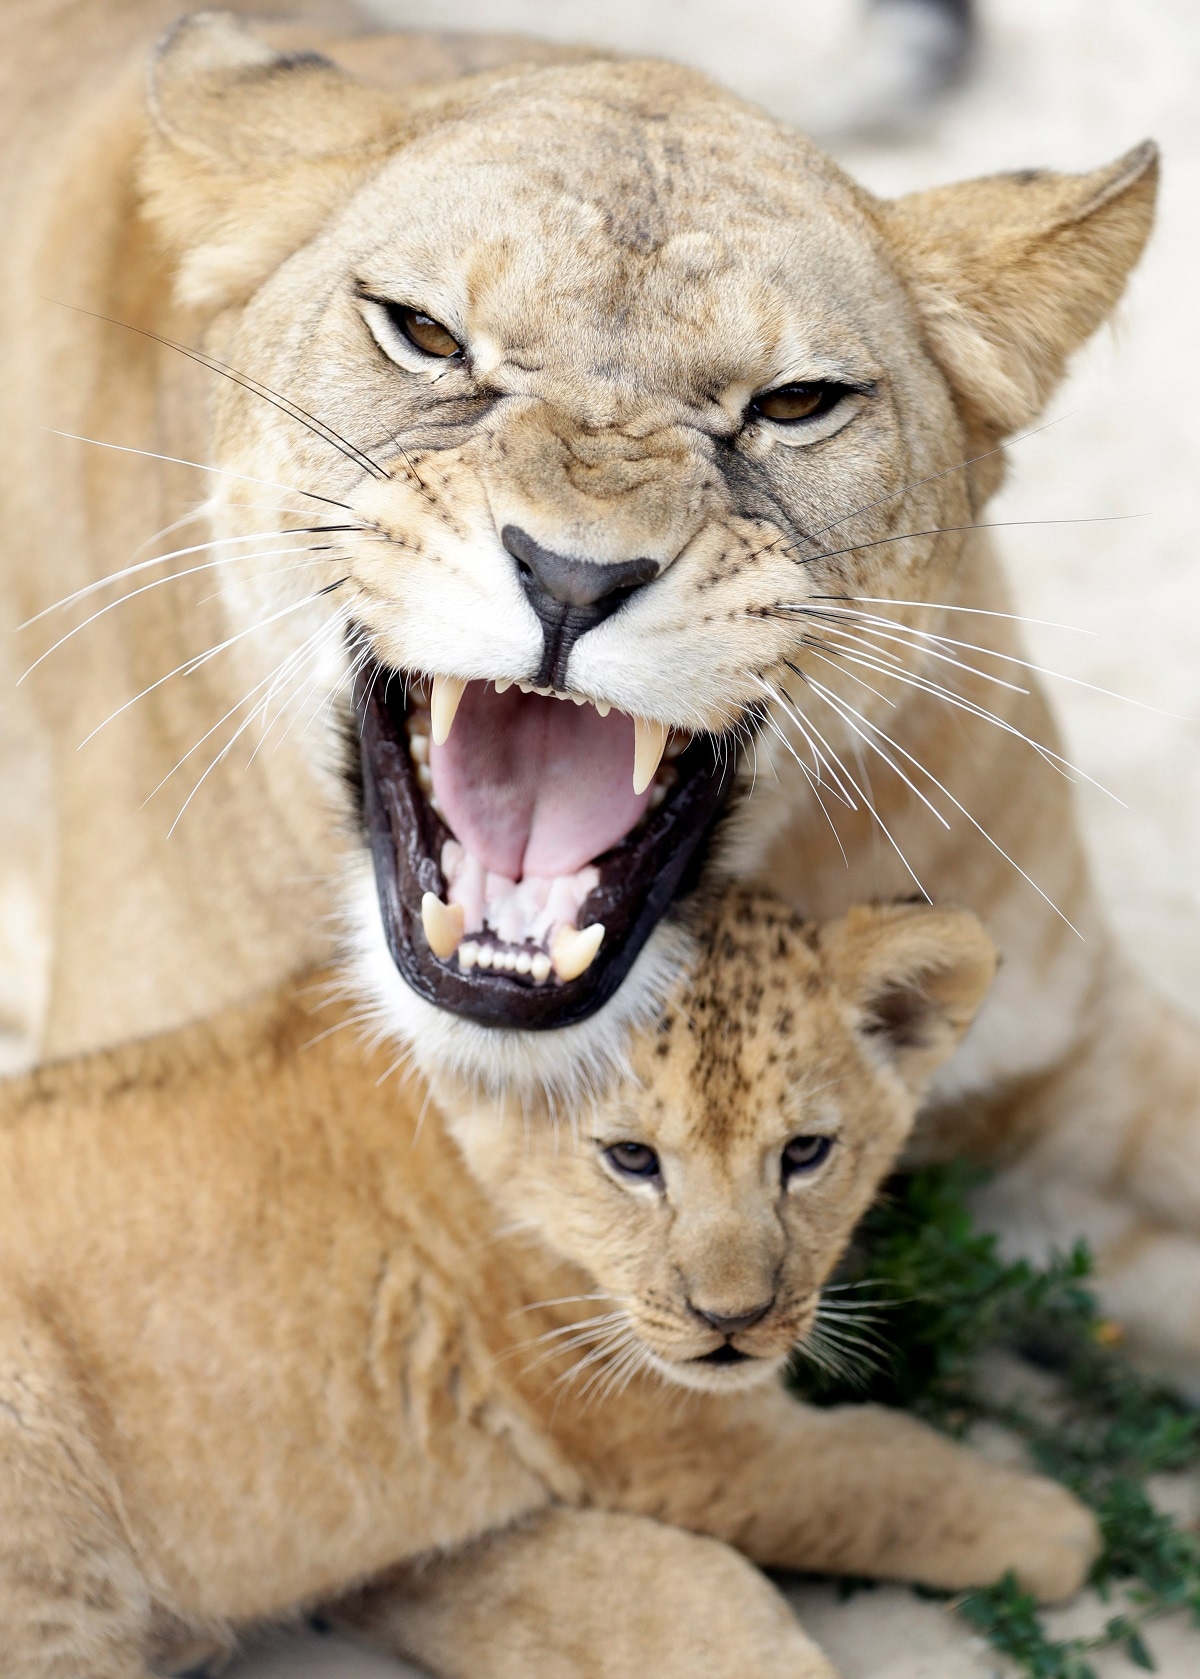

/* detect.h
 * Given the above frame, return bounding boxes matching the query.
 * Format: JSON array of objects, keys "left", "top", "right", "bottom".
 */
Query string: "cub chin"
[{"left": 0, "top": 891, "right": 1096, "bottom": 1679}]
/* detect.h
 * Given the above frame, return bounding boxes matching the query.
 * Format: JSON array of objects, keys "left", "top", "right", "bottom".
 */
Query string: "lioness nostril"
[{"left": 692, "top": 1299, "right": 775, "bottom": 1336}]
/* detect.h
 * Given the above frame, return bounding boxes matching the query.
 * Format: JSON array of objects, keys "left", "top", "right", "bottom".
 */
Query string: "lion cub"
[{"left": 0, "top": 891, "right": 1096, "bottom": 1679}]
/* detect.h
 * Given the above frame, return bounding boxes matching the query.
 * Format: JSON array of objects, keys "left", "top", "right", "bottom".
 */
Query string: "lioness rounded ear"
[
  {"left": 880, "top": 142, "right": 1159, "bottom": 440},
  {"left": 820, "top": 903, "right": 997, "bottom": 1092},
  {"left": 140, "top": 12, "right": 407, "bottom": 310}
]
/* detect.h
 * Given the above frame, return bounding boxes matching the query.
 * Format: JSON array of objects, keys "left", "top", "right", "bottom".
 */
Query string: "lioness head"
[
  {"left": 441, "top": 888, "right": 996, "bottom": 1392},
  {"left": 139, "top": 13, "right": 1154, "bottom": 1090}
]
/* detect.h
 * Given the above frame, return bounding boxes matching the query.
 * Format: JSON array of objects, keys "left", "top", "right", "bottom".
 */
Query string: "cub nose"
[
  {"left": 691, "top": 1298, "right": 775, "bottom": 1337},
  {"left": 501, "top": 524, "right": 659, "bottom": 689}
]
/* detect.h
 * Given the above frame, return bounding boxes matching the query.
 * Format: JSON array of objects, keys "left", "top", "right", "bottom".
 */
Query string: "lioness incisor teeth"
[
  {"left": 632, "top": 717, "right": 669, "bottom": 795},
  {"left": 430, "top": 674, "right": 467, "bottom": 745},
  {"left": 550, "top": 921, "right": 605, "bottom": 981},
  {"left": 421, "top": 892, "right": 465, "bottom": 959}
]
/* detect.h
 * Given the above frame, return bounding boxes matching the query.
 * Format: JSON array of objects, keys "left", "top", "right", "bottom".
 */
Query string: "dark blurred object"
[{"left": 809, "top": 0, "right": 977, "bottom": 137}]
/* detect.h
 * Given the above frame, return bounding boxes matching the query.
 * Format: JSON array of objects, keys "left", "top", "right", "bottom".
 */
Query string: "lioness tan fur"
[
  {"left": 3, "top": 1, "right": 1198, "bottom": 1373},
  {"left": 0, "top": 888, "right": 1099, "bottom": 1678}
]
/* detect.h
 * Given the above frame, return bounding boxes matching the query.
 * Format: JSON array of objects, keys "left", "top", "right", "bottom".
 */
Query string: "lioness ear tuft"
[
  {"left": 140, "top": 12, "right": 406, "bottom": 310},
  {"left": 881, "top": 141, "right": 1159, "bottom": 439},
  {"left": 821, "top": 904, "right": 997, "bottom": 1092}
]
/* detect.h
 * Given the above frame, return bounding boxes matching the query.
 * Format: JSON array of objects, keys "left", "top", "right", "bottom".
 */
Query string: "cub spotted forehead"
[{"left": 634, "top": 889, "right": 1000, "bottom": 1128}]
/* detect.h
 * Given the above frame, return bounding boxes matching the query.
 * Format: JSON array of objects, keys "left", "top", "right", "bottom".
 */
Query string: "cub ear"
[
  {"left": 140, "top": 11, "right": 407, "bottom": 310},
  {"left": 820, "top": 903, "right": 997, "bottom": 1093},
  {"left": 880, "top": 142, "right": 1158, "bottom": 440}
]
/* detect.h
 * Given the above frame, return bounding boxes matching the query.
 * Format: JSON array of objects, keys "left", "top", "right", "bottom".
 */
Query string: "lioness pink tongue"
[{"left": 429, "top": 683, "right": 650, "bottom": 880}]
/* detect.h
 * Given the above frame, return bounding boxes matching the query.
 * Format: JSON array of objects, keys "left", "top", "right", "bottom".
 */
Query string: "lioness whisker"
[
  {"left": 48, "top": 300, "right": 390, "bottom": 482},
  {"left": 805, "top": 408, "right": 1076, "bottom": 546},
  {"left": 757, "top": 675, "right": 931, "bottom": 900},
  {"left": 773, "top": 511, "right": 1144, "bottom": 576},
  {"left": 756, "top": 702, "right": 853, "bottom": 868},
  {"left": 143, "top": 607, "right": 344, "bottom": 816},
  {"left": 43, "top": 428, "right": 355, "bottom": 512},
  {"left": 797, "top": 603, "right": 1180, "bottom": 719},
  {"left": 803, "top": 614, "right": 1031, "bottom": 697},
  {"left": 19, "top": 526, "right": 364, "bottom": 626},
  {"left": 801, "top": 639, "right": 1124, "bottom": 806},
  {"left": 79, "top": 584, "right": 348, "bottom": 751},
  {"left": 819, "top": 594, "right": 1095, "bottom": 636},
  {"left": 804, "top": 675, "right": 1081, "bottom": 935}
]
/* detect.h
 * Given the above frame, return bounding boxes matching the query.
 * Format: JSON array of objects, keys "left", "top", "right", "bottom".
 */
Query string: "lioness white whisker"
[
  {"left": 18, "top": 526, "right": 362, "bottom": 625},
  {"left": 804, "top": 640, "right": 1125, "bottom": 805},
  {"left": 806, "top": 676, "right": 1082, "bottom": 935},
  {"left": 43, "top": 428, "right": 354, "bottom": 511}
]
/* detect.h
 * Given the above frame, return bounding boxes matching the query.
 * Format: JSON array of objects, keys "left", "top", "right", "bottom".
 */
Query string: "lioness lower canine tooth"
[
  {"left": 421, "top": 892, "right": 465, "bottom": 960},
  {"left": 430, "top": 674, "right": 467, "bottom": 745},
  {"left": 550, "top": 921, "right": 605, "bottom": 981},
  {"left": 632, "top": 717, "right": 669, "bottom": 795}
]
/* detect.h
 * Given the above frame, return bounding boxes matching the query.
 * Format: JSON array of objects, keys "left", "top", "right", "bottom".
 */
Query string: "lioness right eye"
[{"left": 604, "top": 1142, "right": 661, "bottom": 1181}]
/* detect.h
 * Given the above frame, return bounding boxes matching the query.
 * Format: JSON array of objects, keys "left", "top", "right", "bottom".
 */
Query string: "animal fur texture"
[
  {"left": 1, "top": 2, "right": 1197, "bottom": 1376},
  {"left": 0, "top": 889, "right": 1099, "bottom": 1678}
]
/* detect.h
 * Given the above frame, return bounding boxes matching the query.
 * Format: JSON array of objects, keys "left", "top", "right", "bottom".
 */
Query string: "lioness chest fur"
[{"left": 0, "top": 891, "right": 1097, "bottom": 1678}]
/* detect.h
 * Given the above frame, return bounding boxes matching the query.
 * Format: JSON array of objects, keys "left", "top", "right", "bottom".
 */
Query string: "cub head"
[
  {"left": 442, "top": 888, "right": 997, "bottom": 1392},
  {"left": 138, "top": 13, "right": 1154, "bottom": 1092}
]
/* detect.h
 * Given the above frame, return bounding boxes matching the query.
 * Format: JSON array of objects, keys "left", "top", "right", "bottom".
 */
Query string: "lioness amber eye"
[
  {"left": 605, "top": 1142, "right": 661, "bottom": 1180},
  {"left": 394, "top": 306, "right": 461, "bottom": 359},
  {"left": 752, "top": 383, "right": 838, "bottom": 423},
  {"left": 782, "top": 1135, "right": 833, "bottom": 1180}
]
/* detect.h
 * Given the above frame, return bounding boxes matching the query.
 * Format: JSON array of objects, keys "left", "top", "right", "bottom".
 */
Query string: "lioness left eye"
[
  {"left": 750, "top": 383, "right": 850, "bottom": 424},
  {"left": 781, "top": 1135, "right": 833, "bottom": 1181}
]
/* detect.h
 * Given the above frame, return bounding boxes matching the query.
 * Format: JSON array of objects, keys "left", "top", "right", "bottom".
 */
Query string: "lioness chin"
[
  {"left": 0, "top": 888, "right": 1099, "bottom": 1678},
  {"left": 5, "top": 3, "right": 1200, "bottom": 1373}
]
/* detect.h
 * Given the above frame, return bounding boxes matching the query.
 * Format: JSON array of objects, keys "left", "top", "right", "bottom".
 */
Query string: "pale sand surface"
[{"left": 229, "top": 0, "right": 1198, "bottom": 1673}]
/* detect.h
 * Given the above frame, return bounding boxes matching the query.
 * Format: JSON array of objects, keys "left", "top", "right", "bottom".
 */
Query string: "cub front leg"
[
  {"left": 0, "top": 1303, "right": 158, "bottom": 1679},
  {"left": 332, "top": 1506, "right": 838, "bottom": 1679},
  {"left": 603, "top": 1387, "right": 1098, "bottom": 1603}
]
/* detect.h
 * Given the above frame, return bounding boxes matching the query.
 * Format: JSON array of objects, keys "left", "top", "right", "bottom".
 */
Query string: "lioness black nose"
[
  {"left": 692, "top": 1299, "right": 775, "bottom": 1337},
  {"left": 502, "top": 524, "right": 659, "bottom": 690}
]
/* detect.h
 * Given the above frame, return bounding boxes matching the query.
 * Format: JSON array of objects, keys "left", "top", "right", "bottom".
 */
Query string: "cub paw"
[{"left": 977, "top": 1475, "right": 1101, "bottom": 1603}]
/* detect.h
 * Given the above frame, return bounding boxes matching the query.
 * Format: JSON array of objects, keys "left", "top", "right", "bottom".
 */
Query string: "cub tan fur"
[
  {"left": 3, "top": 2, "right": 1198, "bottom": 1373},
  {"left": 0, "top": 891, "right": 1096, "bottom": 1678}
]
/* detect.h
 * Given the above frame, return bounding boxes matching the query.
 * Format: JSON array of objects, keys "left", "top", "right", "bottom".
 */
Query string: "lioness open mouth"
[{"left": 352, "top": 646, "right": 739, "bottom": 1030}]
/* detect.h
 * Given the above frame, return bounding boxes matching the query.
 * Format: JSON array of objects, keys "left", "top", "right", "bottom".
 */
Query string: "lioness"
[
  {"left": 3, "top": 4, "right": 1197, "bottom": 1367},
  {"left": 0, "top": 888, "right": 1098, "bottom": 1678}
]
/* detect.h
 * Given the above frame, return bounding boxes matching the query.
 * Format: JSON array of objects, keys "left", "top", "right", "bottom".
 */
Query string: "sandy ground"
[{"left": 220, "top": 1, "right": 1199, "bottom": 1675}]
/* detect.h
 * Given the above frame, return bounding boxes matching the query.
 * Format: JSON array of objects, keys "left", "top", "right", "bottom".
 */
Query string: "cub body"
[{"left": 0, "top": 892, "right": 1096, "bottom": 1678}]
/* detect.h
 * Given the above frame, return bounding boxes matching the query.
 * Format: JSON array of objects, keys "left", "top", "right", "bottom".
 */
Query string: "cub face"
[
  {"left": 140, "top": 15, "right": 1154, "bottom": 1091},
  {"left": 445, "top": 890, "right": 997, "bottom": 1392}
]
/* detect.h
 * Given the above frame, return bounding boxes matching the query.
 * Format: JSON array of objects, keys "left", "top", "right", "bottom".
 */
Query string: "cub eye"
[
  {"left": 781, "top": 1134, "right": 833, "bottom": 1182},
  {"left": 390, "top": 305, "right": 462, "bottom": 359},
  {"left": 751, "top": 383, "right": 846, "bottom": 424},
  {"left": 604, "top": 1142, "right": 662, "bottom": 1181}
]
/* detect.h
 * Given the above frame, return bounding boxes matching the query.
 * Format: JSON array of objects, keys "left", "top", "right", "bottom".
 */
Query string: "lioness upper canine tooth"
[
  {"left": 421, "top": 892, "right": 465, "bottom": 960},
  {"left": 632, "top": 717, "right": 669, "bottom": 796},
  {"left": 430, "top": 674, "right": 467, "bottom": 746},
  {"left": 596, "top": 702, "right": 611, "bottom": 718},
  {"left": 550, "top": 921, "right": 605, "bottom": 981},
  {"left": 494, "top": 678, "right": 512, "bottom": 694}
]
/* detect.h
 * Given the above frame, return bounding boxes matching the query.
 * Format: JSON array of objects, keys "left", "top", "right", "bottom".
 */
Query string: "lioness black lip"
[{"left": 350, "top": 636, "right": 741, "bottom": 1031}]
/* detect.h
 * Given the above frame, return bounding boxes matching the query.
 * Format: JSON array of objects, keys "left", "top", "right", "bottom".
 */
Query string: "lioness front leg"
[
  {"left": 606, "top": 1388, "right": 1098, "bottom": 1603},
  {"left": 332, "top": 1507, "right": 838, "bottom": 1679}
]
